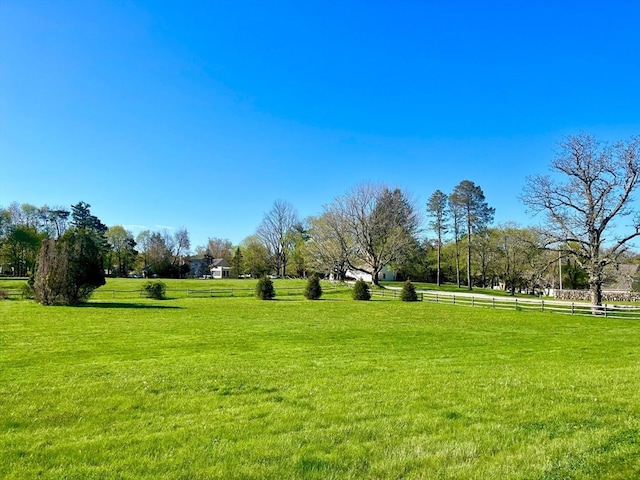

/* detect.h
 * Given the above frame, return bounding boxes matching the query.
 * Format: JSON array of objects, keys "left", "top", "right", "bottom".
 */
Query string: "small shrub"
[
  {"left": 0, "top": 288, "right": 8, "bottom": 300},
  {"left": 304, "top": 275, "right": 323, "bottom": 300},
  {"left": 352, "top": 279, "right": 371, "bottom": 301},
  {"left": 400, "top": 280, "right": 418, "bottom": 302},
  {"left": 255, "top": 276, "right": 276, "bottom": 300},
  {"left": 143, "top": 280, "right": 167, "bottom": 299},
  {"left": 21, "top": 282, "right": 34, "bottom": 299}
]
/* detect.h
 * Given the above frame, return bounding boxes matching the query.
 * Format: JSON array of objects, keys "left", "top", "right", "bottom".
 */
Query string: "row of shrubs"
[
  {"left": 142, "top": 277, "right": 421, "bottom": 302},
  {"left": 2, "top": 278, "right": 421, "bottom": 303}
]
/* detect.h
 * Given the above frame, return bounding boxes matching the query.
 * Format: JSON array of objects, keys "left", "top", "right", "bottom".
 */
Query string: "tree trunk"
[
  {"left": 436, "top": 239, "right": 441, "bottom": 287},
  {"left": 454, "top": 240, "right": 461, "bottom": 288},
  {"left": 590, "top": 279, "right": 603, "bottom": 312},
  {"left": 466, "top": 220, "right": 472, "bottom": 290}
]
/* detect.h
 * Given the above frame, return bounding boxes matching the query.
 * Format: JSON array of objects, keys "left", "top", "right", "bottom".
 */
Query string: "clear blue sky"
[{"left": 1, "top": 0, "right": 639, "bottom": 249}]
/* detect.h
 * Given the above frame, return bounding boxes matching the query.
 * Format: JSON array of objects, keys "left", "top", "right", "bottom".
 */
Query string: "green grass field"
[{"left": 1, "top": 278, "right": 639, "bottom": 479}]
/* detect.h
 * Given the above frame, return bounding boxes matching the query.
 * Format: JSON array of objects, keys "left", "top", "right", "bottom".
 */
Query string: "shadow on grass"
[{"left": 77, "top": 302, "right": 184, "bottom": 310}]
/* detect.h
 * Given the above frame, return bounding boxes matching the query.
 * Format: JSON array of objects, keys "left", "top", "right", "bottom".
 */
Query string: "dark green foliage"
[
  {"left": 255, "top": 276, "right": 276, "bottom": 300},
  {"left": 143, "top": 280, "right": 167, "bottom": 299},
  {"left": 400, "top": 280, "right": 419, "bottom": 302},
  {"left": 303, "top": 275, "right": 323, "bottom": 300},
  {"left": 231, "top": 247, "right": 243, "bottom": 277},
  {"left": 352, "top": 279, "right": 371, "bottom": 301},
  {"left": 148, "top": 260, "right": 190, "bottom": 279},
  {"left": 33, "top": 229, "right": 106, "bottom": 305},
  {"left": 21, "top": 282, "right": 34, "bottom": 299},
  {"left": 1, "top": 225, "right": 42, "bottom": 276}
]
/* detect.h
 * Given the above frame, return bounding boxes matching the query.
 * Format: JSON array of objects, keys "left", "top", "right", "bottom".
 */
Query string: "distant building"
[
  {"left": 343, "top": 265, "right": 397, "bottom": 283},
  {"left": 211, "top": 258, "right": 231, "bottom": 279},
  {"left": 189, "top": 257, "right": 232, "bottom": 279}
]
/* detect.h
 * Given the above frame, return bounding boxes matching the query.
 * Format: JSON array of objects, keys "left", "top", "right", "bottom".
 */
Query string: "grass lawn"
[{"left": 1, "top": 280, "right": 639, "bottom": 479}]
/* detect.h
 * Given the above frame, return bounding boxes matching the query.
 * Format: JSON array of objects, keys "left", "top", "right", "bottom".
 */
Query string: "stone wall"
[{"left": 555, "top": 289, "right": 640, "bottom": 302}]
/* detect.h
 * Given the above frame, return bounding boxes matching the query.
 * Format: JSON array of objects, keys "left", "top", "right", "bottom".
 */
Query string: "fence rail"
[
  {"left": 420, "top": 291, "right": 640, "bottom": 319},
  {"left": 4, "top": 283, "right": 639, "bottom": 319}
]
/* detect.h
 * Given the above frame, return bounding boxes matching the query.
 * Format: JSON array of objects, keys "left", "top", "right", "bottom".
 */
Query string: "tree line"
[{"left": 1, "top": 133, "right": 639, "bottom": 306}]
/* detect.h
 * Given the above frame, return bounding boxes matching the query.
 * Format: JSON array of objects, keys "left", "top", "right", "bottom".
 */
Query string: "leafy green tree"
[
  {"left": 352, "top": 279, "right": 371, "bottom": 301},
  {"left": 106, "top": 226, "right": 137, "bottom": 277},
  {"left": 563, "top": 256, "right": 589, "bottom": 290},
  {"left": 288, "top": 222, "right": 310, "bottom": 277},
  {"left": 241, "top": 235, "right": 271, "bottom": 277},
  {"left": 304, "top": 275, "right": 322, "bottom": 300},
  {"left": 1, "top": 225, "right": 42, "bottom": 276},
  {"left": 393, "top": 238, "right": 434, "bottom": 283},
  {"left": 255, "top": 276, "right": 276, "bottom": 300}
]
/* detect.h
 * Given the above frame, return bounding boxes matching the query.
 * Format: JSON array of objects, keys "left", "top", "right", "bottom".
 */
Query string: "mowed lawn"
[{"left": 1, "top": 283, "right": 639, "bottom": 479}]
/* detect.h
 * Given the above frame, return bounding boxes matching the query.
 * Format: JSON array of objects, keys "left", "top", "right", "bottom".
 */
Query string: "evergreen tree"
[
  {"left": 255, "top": 276, "right": 276, "bottom": 300},
  {"left": 400, "top": 280, "right": 418, "bottom": 302},
  {"left": 352, "top": 279, "right": 371, "bottom": 301},
  {"left": 304, "top": 274, "right": 322, "bottom": 300},
  {"left": 231, "top": 246, "right": 243, "bottom": 277}
]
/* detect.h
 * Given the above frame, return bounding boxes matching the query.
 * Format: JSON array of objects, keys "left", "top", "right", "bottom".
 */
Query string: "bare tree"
[
  {"left": 522, "top": 133, "right": 640, "bottom": 308},
  {"left": 307, "top": 212, "right": 350, "bottom": 280},
  {"left": 256, "top": 199, "right": 299, "bottom": 277},
  {"left": 207, "top": 237, "right": 233, "bottom": 263},
  {"left": 328, "top": 183, "right": 419, "bottom": 286}
]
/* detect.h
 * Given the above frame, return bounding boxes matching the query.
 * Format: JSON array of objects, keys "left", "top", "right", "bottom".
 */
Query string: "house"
[
  {"left": 344, "top": 265, "right": 397, "bottom": 283},
  {"left": 210, "top": 258, "right": 232, "bottom": 279},
  {"left": 189, "top": 257, "right": 233, "bottom": 279}
]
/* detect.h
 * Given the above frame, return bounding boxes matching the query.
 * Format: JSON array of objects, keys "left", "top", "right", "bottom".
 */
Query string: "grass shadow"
[{"left": 77, "top": 302, "right": 184, "bottom": 310}]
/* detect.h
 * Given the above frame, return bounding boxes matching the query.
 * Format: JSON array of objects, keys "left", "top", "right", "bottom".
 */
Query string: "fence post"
[
  {"left": 472, "top": 296, "right": 475, "bottom": 307},
  {"left": 492, "top": 297, "right": 495, "bottom": 308},
  {"left": 541, "top": 300, "right": 544, "bottom": 312},
  {"left": 571, "top": 303, "right": 575, "bottom": 315},
  {"left": 515, "top": 298, "right": 518, "bottom": 311},
  {"left": 453, "top": 295, "right": 455, "bottom": 305}
]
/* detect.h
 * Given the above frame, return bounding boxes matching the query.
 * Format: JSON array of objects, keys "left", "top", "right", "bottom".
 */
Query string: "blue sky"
[{"left": 1, "top": 0, "right": 639, "bottom": 249}]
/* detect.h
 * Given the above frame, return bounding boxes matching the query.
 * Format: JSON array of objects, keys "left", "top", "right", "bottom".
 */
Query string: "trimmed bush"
[
  {"left": 0, "top": 288, "right": 8, "bottom": 300},
  {"left": 304, "top": 275, "right": 323, "bottom": 300},
  {"left": 143, "top": 280, "right": 167, "bottom": 299},
  {"left": 255, "top": 276, "right": 276, "bottom": 300},
  {"left": 400, "top": 280, "right": 418, "bottom": 302},
  {"left": 352, "top": 279, "right": 371, "bottom": 301}
]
